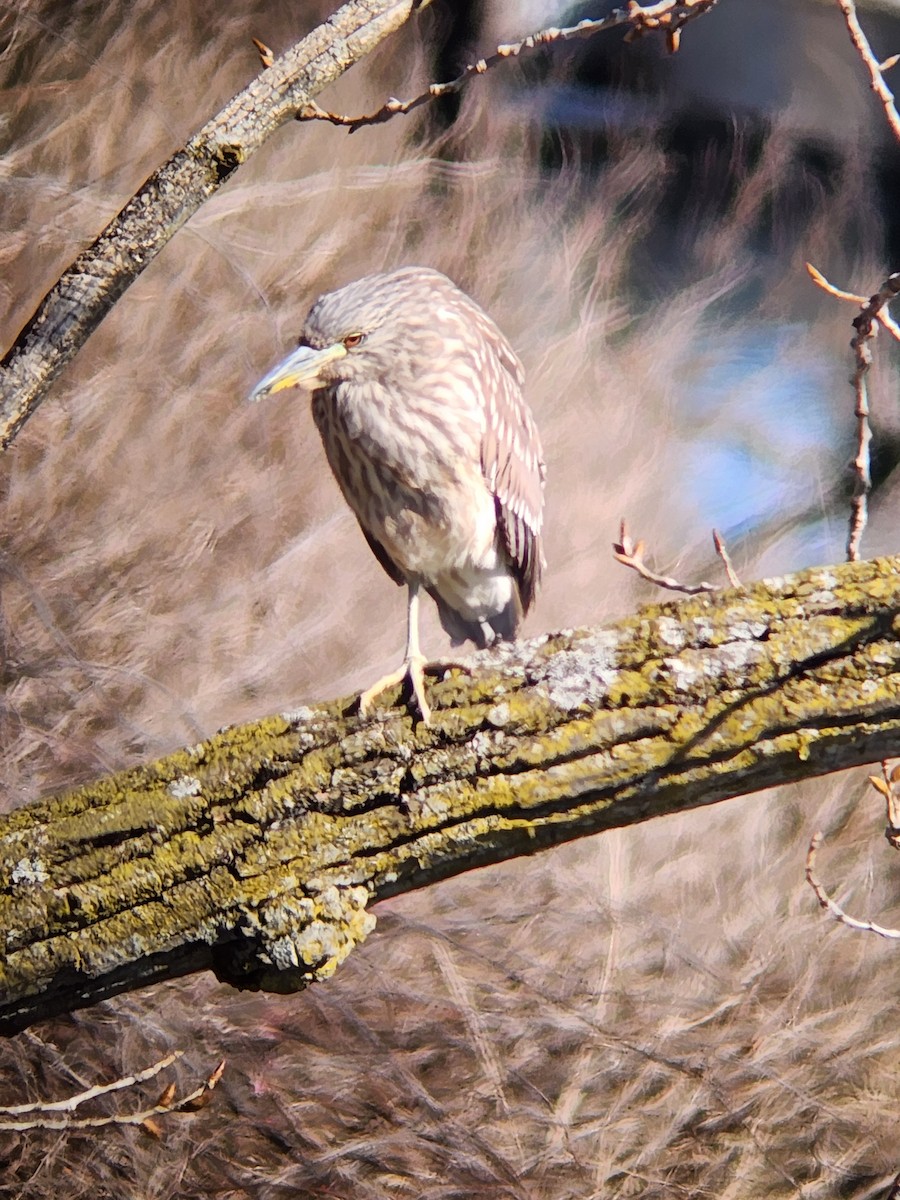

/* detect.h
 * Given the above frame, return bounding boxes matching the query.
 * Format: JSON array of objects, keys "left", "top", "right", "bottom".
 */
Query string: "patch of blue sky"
[{"left": 681, "top": 322, "right": 846, "bottom": 548}]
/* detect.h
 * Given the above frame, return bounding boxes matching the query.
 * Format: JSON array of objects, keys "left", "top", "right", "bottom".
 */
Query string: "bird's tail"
[{"left": 431, "top": 590, "right": 522, "bottom": 649}]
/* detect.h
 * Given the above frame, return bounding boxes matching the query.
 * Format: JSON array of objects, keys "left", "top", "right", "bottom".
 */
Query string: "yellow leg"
[{"left": 359, "top": 584, "right": 432, "bottom": 724}]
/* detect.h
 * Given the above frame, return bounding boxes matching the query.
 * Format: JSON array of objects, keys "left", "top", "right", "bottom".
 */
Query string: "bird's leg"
[
  {"left": 401, "top": 583, "right": 431, "bottom": 724},
  {"left": 359, "top": 582, "right": 432, "bottom": 724}
]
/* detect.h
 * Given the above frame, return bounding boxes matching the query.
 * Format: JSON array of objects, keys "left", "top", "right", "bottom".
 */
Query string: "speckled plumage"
[{"left": 252, "top": 266, "right": 546, "bottom": 720}]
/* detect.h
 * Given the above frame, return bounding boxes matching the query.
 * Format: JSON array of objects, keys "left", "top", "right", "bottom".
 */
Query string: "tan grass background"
[{"left": 1, "top": 1, "right": 900, "bottom": 1195}]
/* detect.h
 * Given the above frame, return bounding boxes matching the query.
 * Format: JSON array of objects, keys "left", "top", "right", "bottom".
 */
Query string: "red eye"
[{"left": 343, "top": 333, "right": 364, "bottom": 349}]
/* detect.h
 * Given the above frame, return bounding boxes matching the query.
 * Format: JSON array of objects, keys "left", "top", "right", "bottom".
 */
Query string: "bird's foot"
[{"left": 359, "top": 654, "right": 432, "bottom": 725}]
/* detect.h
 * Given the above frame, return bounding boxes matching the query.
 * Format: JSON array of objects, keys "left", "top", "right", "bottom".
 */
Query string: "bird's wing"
[
  {"left": 479, "top": 335, "right": 546, "bottom": 614},
  {"left": 362, "top": 527, "right": 406, "bottom": 587}
]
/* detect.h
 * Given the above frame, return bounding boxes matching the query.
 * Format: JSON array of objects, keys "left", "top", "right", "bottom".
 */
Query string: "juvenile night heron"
[{"left": 250, "top": 266, "right": 545, "bottom": 723}]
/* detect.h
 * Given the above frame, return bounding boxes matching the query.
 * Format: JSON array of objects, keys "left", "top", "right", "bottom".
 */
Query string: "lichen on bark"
[{"left": 1, "top": 555, "right": 900, "bottom": 1034}]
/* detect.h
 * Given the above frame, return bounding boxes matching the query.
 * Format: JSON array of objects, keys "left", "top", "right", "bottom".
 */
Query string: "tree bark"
[
  {"left": 0, "top": 0, "right": 430, "bottom": 449},
  {"left": 1, "top": 556, "right": 899, "bottom": 1035}
]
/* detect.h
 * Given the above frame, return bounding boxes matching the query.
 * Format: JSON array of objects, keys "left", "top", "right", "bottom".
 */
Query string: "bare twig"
[
  {"left": 806, "top": 762, "right": 900, "bottom": 938},
  {"left": 836, "top": 0, "right": 900, "bottom": 144},
  {"left": 713, "top": 529, "right": 741, "bottom": 587},
  {"left": 846, "top": 345, "right": 874, "bottom": 563},
  {"left": 806, "top": 831, "right": 900, "bottom": 940},
  {"left": 805, "top": 263, "right": 900, "bottom": 341},
  {"left": 846, "top": 273, "right": 900, "bottom": 561},
  {"left": 807, "top": 264, "right": 900, "bottom": 562},
  {"left": 300, "top": 0, "right": 720, "bottom": 131},
  {"left": 612, "top": 520, "right": 722, "bottom": 594},
  {"left": 0, "top": 1051, "right": 181, "bottom": 1116},
  {"left": 0, "top": 1055, "right": 225, "bottom": 1133},
  {"left": 866, "top": 759, "right": 900, "bottom": 849}
]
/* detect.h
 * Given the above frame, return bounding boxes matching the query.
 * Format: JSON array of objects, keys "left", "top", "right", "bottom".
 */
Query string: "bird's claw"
[{"left": 359, "top": 654, "right": 432, "bottom": 725}]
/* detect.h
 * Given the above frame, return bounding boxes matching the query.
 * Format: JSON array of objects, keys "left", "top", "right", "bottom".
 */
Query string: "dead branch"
[
  {"left": 2, "top": 555, "right": 900, "bottom": 1036},
  {"left": 805, "top": 265, "right": 900, "bottom": 342},
  {"left": 806, "top": 830, "right": 900, "bottom": 941},
  {"left": 845, "top": 273, "right": 900, "bottom": 561},
  {"left": 0, "top": 1054, "right": 225, "bottom": 1133},
  {"left": 836, "top": 0, "right": 900, "bottom": 144},
  {"left": 0, "top": 0, "right": 431, "bottom": 451},
  {"left": 805, "top": 760, "right": 900, "bottom": 937},
  {"left": 806, "top": 265, "right": 900, "bottom": 562},
  {"left": 0, "top": 1050, "right": 181, "bottom": 1117},
  {"left": 612, "top": 519, "right": 726, "bottom": 593},
  {"left": 713, "top": 530, "right": 741, "bottom": 588},
  {"left": 300, "top": 0, "right": 720, "bottom": 131}
]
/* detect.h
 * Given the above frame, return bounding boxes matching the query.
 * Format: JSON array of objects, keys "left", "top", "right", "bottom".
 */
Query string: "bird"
[{"left": 250, "top": 266, "right": 545, "bottom": 724}]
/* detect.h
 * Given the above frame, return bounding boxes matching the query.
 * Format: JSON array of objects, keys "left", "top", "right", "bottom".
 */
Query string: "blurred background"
[{"left": 2, "top": 0, "right": 900, "bottom": 1195}]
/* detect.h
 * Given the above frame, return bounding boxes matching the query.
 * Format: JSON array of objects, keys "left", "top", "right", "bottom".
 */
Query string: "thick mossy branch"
[
  {"left": 0, "top": 0, "right": 427, "bottom": 449},
  {"left": 2, "top": 556, "right": 900, "bottom": 1035}
]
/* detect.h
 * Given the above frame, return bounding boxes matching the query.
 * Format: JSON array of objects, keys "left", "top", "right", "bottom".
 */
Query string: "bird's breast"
[{"left": 312, "top": 381, "right": 499, "bottom": 580}]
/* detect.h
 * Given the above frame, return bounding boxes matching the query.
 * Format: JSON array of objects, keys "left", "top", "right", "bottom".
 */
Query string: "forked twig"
[
  {"left": 806, "top": 264, "right": 900, "bottom": 342},
  {"left": 613, "top": 520, "right": 740, "bottom": 594},
  {"left": 827, "top": 3, "right": 900, "bottom": 557},
  {"left": 835, "top": 0, "right": 900, "bottom": 144}
]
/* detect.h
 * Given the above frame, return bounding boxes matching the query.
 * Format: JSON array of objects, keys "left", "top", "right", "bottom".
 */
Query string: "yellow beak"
[{"left": 249, "top": 341, "right": 348, "bottom": 401}]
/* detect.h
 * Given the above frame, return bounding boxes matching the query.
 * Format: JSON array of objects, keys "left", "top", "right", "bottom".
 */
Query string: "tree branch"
[
  {"left": 836, "top": 0, "right": 900, "bottom": 144},
  {"left": 0, "top": 0, "right": 430, "bottom": 450},
  {"left": 299, "top": 0, "right": 720, "bottom": 131},
  {"left": 2, "top": 555, "right": 900, "bottom": 1035},
  {"left": 806, "top": 266, "right": 900, "bottom": 561}
]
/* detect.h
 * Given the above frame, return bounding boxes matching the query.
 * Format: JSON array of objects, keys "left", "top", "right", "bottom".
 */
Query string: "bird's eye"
[{"left": 343, "top": 333, "right": 365, "bottom": 349}]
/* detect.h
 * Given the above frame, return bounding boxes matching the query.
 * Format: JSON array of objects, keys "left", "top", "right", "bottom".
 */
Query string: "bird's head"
[{"left": 249, "top": 267, "right": 472, "bottom": 401}]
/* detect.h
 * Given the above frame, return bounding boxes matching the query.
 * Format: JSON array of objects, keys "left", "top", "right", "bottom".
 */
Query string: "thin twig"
[
  {"left": 806, "top": 831, "right": 900, "bottom": 939},
  {"left": 847, "top": 339, "right": 873, "bottom": 563},
  {"left": 713, "top": 529, "right": 741, "bottom": 587},
  {"left": 807, "top": 264, "right": 900, "bottom": 562},
  {"left": 847, "top": 273, "right": 900, "bottom": 560},
  {"left": 805, "top": 264, "right": 900, "bottom": 341},
  {"left": 835, "top": 0, "right": 900, "bottom": 144},
  {"left": 0, "top": 1057, "right": 225, "bottom": 1133},
  {"left": 613, "top": 520, "right": 720, "bottom": 594},
  {"left": 299, "top": 0, "right": 720, "bottom": 131},
  {"left": 0, "top": 1051, "right": 181, "bottom": 1115}
]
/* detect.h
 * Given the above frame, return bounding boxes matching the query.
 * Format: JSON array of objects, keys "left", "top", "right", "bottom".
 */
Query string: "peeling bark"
[{"left": 1, "top": 556, "right": 899, "bottom": 1034}]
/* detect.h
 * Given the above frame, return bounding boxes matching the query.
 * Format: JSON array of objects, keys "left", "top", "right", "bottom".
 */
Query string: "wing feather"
[
  {"left": 473, "top": 311, "right": 546, "bottom": 614},
  {"left": 362, "top": 527, "right": 406, "bottom": 586}
]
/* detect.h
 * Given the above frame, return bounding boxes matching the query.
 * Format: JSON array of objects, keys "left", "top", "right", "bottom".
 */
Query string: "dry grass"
[{"left": 1, "top": 0, "right": 900, "bottom": 1195}]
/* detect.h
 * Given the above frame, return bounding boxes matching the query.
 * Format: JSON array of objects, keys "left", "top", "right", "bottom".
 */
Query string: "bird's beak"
[{"left": 249, "top": 341, "right": 347, "bottom": 402}]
